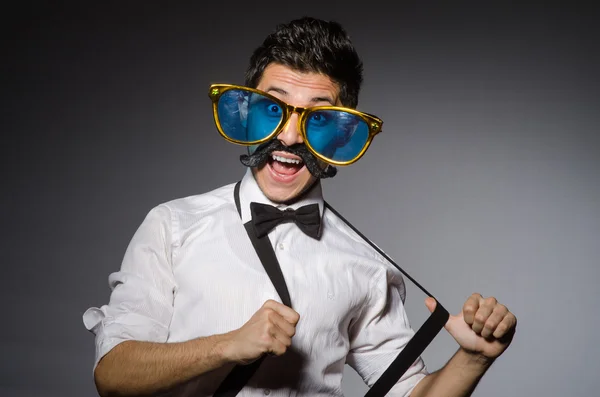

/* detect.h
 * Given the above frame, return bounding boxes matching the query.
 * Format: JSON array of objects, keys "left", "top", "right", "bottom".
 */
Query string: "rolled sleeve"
[
  {"left": 83, "top": 204, "right": 177, "bottom": 368},
  {"left": 346, "top": 269, "right": 428, "bottom": 397}
]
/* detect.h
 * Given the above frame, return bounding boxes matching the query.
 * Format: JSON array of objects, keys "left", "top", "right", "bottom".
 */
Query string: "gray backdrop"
[{"left": 3, "top": 1, "right": 599, "bottom": 396}]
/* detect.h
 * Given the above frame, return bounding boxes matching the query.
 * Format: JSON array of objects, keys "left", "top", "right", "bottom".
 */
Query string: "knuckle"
[
  {"left": 264, "top": 308, "right": 274, "bottom": 320},
  {"left": 475, "top": 313, "right": 487, "bottom": 323},
  {"left": 263, "top": 323, "right": 275, "bottom": 336},
  {"left": 495, "top": 324, "right": 507, "bottom": 335},
  {"left": 463, "top": 304, "right": 476, "bottom": 314},
  {"left": 483, "top": 321, "right": 495, "bottom": 331},
  {"left": 484, "top": 296, "right": 497, "bottom": 306},
  {"left": 292, "top": 312, "right": 300, "bottom": 323},
  {"left": 263, "top": 308, "right": 276, "bottom": 320},
  {"left": 264, "top": 299, "right": 276, "bottom": 308}
]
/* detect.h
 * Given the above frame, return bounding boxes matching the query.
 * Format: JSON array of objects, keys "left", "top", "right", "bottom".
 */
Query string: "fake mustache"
[{"left": 239, "top": 139, "right": 337, "bottom": 179}]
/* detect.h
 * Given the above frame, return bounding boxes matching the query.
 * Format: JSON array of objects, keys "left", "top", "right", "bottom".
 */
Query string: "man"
[{"left": 83, "top": 17, "right": 516, "bottom": 397}]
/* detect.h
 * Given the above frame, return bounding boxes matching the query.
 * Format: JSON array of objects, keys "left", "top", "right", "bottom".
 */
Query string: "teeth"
[{"left": 272, "top": 154, "right": 302, "bottom": 165}]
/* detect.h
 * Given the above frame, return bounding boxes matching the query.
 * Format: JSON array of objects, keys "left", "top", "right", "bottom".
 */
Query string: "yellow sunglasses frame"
[{"left": 208, "top": 83, "right": 383, "bottom": 166}]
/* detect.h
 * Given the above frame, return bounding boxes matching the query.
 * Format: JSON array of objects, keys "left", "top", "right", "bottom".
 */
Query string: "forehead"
[{"left": 256, "top": 63, "right": 340, "bottom": 105}]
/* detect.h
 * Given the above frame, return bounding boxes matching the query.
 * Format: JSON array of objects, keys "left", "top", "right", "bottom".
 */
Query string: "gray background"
[{"left": 2, "top": 1, "right": 599, "bottom": 396}]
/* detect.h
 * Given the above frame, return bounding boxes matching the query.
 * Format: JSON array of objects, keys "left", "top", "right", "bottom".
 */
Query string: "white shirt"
[{"left": 83, "top": 169, "right": 427, "bottom": 396}]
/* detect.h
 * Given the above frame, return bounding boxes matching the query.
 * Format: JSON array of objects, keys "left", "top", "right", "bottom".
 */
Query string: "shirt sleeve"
[
  {"left": 82, "top": 204, "right": 177, "bottom": 369},
  {"left": 346, "top": 268, "right": 429, "bottom": 397}
]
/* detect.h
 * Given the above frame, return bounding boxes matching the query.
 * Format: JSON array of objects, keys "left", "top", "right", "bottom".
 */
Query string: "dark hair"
[{"left": 245, "top": 17, "right": 363, "bottom": 108}]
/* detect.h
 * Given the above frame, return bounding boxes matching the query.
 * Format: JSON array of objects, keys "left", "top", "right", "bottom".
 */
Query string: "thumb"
[
  {"left": 424, "top": 298, "right": 455, "bottom": 336},
  {"left": 424, "top": 297, "right": 437, "bottom": 313},
  {"left": 423, "top": 299, "right": 466, "bottom": 339}
]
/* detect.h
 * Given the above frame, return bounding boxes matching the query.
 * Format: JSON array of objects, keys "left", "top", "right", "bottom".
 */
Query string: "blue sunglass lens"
[
  {"left": 216, "top": 89, "right": 283, "bottom": 143},
  {"left": 305, "top": 110, "right": 370, "bottom": 163}
]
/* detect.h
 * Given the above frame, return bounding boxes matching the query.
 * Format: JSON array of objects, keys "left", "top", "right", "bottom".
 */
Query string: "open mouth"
[{"left": 268, "top": 153, "right": 305, "bottom": 179}]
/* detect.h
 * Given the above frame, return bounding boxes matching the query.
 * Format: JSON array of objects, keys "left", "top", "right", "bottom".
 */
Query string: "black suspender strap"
[
  {"left": 214, "top": 181, "right": 448, "bottom": 397},
  {"left": 323, "top": 202, "right": 449, "bottom": 396},
  {"left": 212, "top": 182, "right": 292, "bottom": 397},
  {"left": 211, "top": 359, "right": 262, "bottom": 397},
  {"left": 233, "top": 182, "right": 292, "bottom": 307},
  {"left": 242, "top": 225, "right": 292, "bottom": 307}
]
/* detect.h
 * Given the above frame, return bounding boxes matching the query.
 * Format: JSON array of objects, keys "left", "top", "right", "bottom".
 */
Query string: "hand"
[
  {"left": 426, "top": 293, "right": 517, "bottom": 361},
  {"left": 224, "top": 300, "right": 300, "bottom": 365}
]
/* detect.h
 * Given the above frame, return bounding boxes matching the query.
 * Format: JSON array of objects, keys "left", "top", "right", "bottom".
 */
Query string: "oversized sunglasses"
[{"left": 208, "top": 84, "right": 383, "bottom": 165}]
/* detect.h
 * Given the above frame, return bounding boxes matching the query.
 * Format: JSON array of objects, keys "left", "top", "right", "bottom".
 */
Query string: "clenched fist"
[
  {"left": 426, "top": 293, "right": 517, "bottom": 360},
  {"left": 224, "top": 300, "right": 300, "bottom": 365}
]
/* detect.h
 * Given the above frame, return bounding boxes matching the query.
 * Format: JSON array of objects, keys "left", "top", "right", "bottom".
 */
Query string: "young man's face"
[{"left": 252, "top": 63, "right": 341, "bottom": 203}]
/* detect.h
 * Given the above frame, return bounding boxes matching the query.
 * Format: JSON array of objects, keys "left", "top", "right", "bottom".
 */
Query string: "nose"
[{"left": 277, "top": 112, "right": 304, "bottom": 147}]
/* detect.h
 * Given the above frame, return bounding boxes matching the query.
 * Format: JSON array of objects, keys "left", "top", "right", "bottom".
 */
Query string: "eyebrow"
[{"left": 265, "top": 86, "right": 335, "bottom": 106}]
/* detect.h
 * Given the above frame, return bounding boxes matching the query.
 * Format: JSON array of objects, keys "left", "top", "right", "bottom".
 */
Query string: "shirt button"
[
  {"left": 278, "top": 243, "right": 284, "bottom": 250},
  {"left": 264, "top": 389, "right": 271, "bottom": 395}
]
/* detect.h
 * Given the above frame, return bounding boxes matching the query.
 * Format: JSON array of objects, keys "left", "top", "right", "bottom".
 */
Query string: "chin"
[
  {"left": 253, "top": 166, "right": 315, "bottom": 204},
  {"left": 263, "top": 182, "right": 306, "bottom": 204}
]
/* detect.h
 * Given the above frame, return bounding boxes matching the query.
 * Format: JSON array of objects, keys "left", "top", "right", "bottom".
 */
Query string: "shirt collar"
[{"left": 238, "top": 168, "right": 325, "bottom": 225}]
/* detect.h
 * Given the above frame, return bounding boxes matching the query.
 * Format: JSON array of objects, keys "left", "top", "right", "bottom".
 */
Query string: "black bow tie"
[{"left": 250, "top": 202, "right": 322, "bottom": 239}]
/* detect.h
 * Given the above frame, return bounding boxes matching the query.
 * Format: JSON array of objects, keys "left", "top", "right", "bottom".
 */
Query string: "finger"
[
  {"left": 259, "top": 314, "right": 291, "bottom": 352},
  {"left": 462, "top": 293, "right": 483, "bottom": 325},
  {"left": 267, "top": 309, "right": 296, "bottom": 338},
  {"left": 264, "top": 319, "right": 292, "bottom": 354},
  {"left": 264, "top": 299, "right": 300, "bottom": 325},
  {"left": 268, "top": 337, "right": 288, "bottom": 356},
  {"left": 271, "top": 326, "right": 292, "bottom": 351},
  {"left": 471, "top": 296, "right": 497, "bottom": 334},
  {"left": 480, "top": 304, "right": 508, "bottom": 339},
  {"left": 493, "top": 312, "right": 517, "bottom": 340},
  {"left": 424, "top": 297, "right": 437, "bottom": 313}
]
